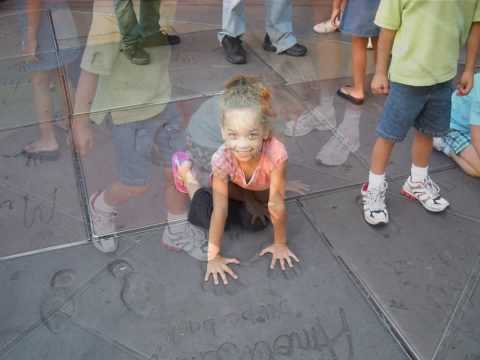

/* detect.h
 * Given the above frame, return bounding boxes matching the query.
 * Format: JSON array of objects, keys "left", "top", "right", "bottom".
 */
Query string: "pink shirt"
[{"left": 211, "top": 137, "right": 288, "bottom": 191}]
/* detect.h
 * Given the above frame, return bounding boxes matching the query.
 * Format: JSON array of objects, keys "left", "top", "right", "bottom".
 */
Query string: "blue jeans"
[
  {"left": 218, "top": 0, "right": 297, "bottom": 53},
  {"left": 376, "top": 81, "right": 454, "bottom": 142}
]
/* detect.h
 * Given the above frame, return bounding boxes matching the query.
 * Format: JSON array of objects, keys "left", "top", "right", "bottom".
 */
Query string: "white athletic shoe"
[
  {"left": 313, "top": 19, "right": 339, "bottom": 34},
  {"left": 361, "top": 182, "right": 389, "bottom": 226},
  {"left": 89, "top": 191, "right": 118, "bottom": 253},
  {"left": 433, "top": 137, "right": 452, "bottom": 157},
  {"left": 401, "top": 176, "right": 449, "bottom": 212},
  {"left": 162, "top": 222, "right": 208, "bottom": 261}
]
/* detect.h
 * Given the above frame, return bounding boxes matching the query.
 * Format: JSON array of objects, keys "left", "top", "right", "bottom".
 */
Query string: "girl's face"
[{"left": 221, "top": 108, "right": 268, "bottom": 163}]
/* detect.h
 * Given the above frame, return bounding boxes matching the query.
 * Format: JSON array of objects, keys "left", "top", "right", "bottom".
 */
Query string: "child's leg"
[
  {"left": 26, "top": 71, "right": 58, "bottom": 151},
  {"left": 350, "top": 36, "right": 368, "bottom": 99},
  {"left": 370, "top": 138, "right": 395, "bottom": 175},
  {"left": 452, "top": 146, "right": 480, "bottom": 177},
  {"left": 411, "top": 129, "right": 433, "bottom": 168}
]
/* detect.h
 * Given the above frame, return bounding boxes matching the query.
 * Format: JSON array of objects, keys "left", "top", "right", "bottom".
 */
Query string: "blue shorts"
[
  {"left": 376, "top": 81, "right": 454, "bottom": 142},
  {"left": 111, "top": 104, "right": 186, "bottom": 186},
  {"left": 339, "top": 0, "right": 380, "bottom": 37},
  {"left": 443, "top": 129, "right": 471, "bottom": 155}
]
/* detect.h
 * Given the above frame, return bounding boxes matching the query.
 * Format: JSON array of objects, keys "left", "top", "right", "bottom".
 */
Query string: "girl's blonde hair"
[{"left": 220, "top": 76, "right": 275, "bottom": 130}]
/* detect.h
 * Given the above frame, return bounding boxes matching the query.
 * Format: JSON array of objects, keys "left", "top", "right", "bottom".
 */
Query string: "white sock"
[
  {"left": 368, "top": 171, "right": 386, "bottom": 189},
  {"left": 94, "top": 191, "right": 116, "bottom": 213},
  {"left": 411, "top": 164, "right": 428, "bottom": 182}
]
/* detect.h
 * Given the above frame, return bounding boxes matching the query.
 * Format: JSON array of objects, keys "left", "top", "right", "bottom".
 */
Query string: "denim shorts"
[
  {"left": 376, "top": 81, "right": 454, "bottom": 142},
  {"left": 111, "top": 104, "right": 186, "bottom": 186}
]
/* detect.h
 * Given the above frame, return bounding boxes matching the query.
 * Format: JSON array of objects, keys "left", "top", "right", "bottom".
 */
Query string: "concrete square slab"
[
  {"left": 301, "top": 188, "right": 480, "bottom": 360},
  {"left": 0, "top": 124, "right": 87, "bottom": 258},
  {"left": 246, "top": 33, "right": 375, "bottom": 84},
  {"left": 288, "top": 79, "right": 454, "bottom": 179},
  {"left": 0, "top": 238, "right": 141, "bottom": 354},
  {"left": 67, "top": 203, "right": 409, "bottom": 360}
]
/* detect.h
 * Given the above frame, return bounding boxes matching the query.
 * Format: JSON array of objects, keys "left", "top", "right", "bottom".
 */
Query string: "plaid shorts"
[{"left": 443, "top": 129, "right": 471, "bottom": 155}]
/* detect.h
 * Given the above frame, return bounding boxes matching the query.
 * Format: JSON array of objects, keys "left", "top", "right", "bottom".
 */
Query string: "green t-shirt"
[{"left": 375, "top": 0, "right": 480, "bottom": 86}]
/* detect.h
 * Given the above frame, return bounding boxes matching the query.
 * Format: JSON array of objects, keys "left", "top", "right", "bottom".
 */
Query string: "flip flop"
[
  {"left": 171, "top": 151, "right": 190, "bottom": 194},
  {"left": 21, "top": 148, "right": 61, "bottom": 161},
  {"left": 336, "top": 87, "right": 364, "bottom": 106}
]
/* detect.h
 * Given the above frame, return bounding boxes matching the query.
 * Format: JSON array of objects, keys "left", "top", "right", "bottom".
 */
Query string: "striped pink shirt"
[{"left": 211, "top": 137, "right": 288, "bottom": 191}]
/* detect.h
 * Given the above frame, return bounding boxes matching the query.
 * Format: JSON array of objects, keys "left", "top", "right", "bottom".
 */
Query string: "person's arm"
[
  {"left": 371, "top": 28, "right": 396, "bottom": 95},
  {"left": 72, "top": 70, "right": 98, "bottom": 157},
  {"left": 204, "top": 174, "right": 240, "bottom": 285},
  {"left": 259, "top": 161, "right": 299, "bottom": 270},
  {"left": 330, "top": 0, "right": 346, "bottom": 25},
  {"left": 458, "top": 23, "right": 480, "bottom": 96}
]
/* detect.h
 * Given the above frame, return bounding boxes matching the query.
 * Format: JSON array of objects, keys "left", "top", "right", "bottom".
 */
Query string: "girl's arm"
[
  {"left": 208, "top": 174, "right": 230, "bottom": 260},
  {"left": 260, "top": 161, "right": 300, "bottom": 270},
  {"left": 268, "top": 161, "right": 287, "bottom": 245},
  {"left": 205, "top": 174, "right": 240, "bottom": 285},
  {"left": 458, "top": 22, "right": 480, "bottom": 96},
  {"left": 23, "top": 0, "right": 42, "bottom": 59}
]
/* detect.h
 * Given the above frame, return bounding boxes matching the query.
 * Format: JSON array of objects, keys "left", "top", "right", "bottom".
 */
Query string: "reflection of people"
[
  {"left": 312, "top": 0, "right": 341, "bottom": 34},
  {"left": 434, "top": 73, "right": 480, "bottom": 177},
  {"left": 18, "top": 0, "right": 80, "bottom": 160},
  {"left": 172, "top": 76, "right": 299, "bottom": 285},
  {"left": 362, "top": 0, "right": 480, "bottom": 226},
  {"left": 72, "top": 0, "right": 185, "bottom": 253},
  {"left": 114, "top": 0, "right": 180, "bottom": 65},
  {"left": 335, "top": 0, "right": 379, "bottom": 105},
  {"left": 219, "top": 0, "right": 307, "bottom": 64}
]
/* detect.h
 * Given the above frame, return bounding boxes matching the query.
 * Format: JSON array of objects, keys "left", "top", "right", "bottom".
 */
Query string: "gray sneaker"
[
  {"left": 122, "top": 45, "right": 150, "bottom": 65},
  {"left": 89, "top": 192, "right": 118, "bottom": 253},
  {"left": 162, "top": 222, "right": 208, "bottom": 261}
]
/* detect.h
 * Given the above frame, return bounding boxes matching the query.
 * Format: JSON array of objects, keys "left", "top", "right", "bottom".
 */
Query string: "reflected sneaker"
[
  {"left": 121, "top": 45, "right": 150, "bottom": 65},
  {"left": 89, "top": 191, "right": 118, "bottom": 253},
  {"left": 361, "top": 182, "right": 389, "bottom": 226},
  {"left": 162, "top": 222, "right": 208, "bottom": 261},
  {"left": 284, "top": 105, "right": 335, "bottom": 137},
  {"left": 313, "top": 20, "right": 339, "bottom": 34},
  {"left": 401, "top": 176, "right": 449, "bottom": 212},
  {"left": 142, "top": 30, "right": 181, "bottom": 47},
  {"left": 433, "top": 137, "right": 452, "bottom": 157}
]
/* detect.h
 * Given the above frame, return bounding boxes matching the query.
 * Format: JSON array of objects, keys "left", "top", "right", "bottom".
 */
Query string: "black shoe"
[
  {"left": 122, "top": 46, "right": 150, "bottom": 65},
  {"left": 263, "top": 34, "right": 307, "bottom": 57},
  {"left": 142, "top": 31, "right": 181, "bottom": 48},
  {"left": 221, "top": 35, "right": 247, "bottom": 64}
]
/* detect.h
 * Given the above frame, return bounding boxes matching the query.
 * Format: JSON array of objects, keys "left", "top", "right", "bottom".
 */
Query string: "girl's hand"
[
  {"left": 205, "top": 255, "right": 240, "bottom": 285},
  {"left": 371, "top": 73, "right": 389, "bottom": 95},
  {"left": 245, "top": 198, "right": 269, "bottom": 225},
  {"left": 259, "top": 244, "right": 300, "bottom": 271},
  {"left": 457, "top": 71, "right": 474, "bottom": 96}
]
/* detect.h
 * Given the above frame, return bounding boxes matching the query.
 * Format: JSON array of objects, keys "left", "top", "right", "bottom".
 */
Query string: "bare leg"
[
  {"left": 177, "top": 161, "right": 201, "bottom": 200},
  {"left": 341, "top": 36, "right": 368, "bottom": 100},
  {"left": 411, "top": 130, "right": 433, "bottom": 168},
  {"left": 103, "top": 182, "right": 149, "bottom": 207},
  {"left": 370, "top": 137, "right": 395, "bottom": 175},
  {"left": 451, "top": 146, "right": 480, "bottom": 177},
  {"left": 163, "top": 167, "right": 189, "bottom": 213},
  {"left": 26, "top": 71, "right": 58, "bottom": 152}
]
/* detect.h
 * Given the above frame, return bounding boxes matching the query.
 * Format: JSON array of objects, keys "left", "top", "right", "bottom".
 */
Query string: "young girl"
[
  {"left": 335, "top": 0, "right": 380, "bottom": 105},
  {"left": 172, "top": 76, "right": 299, "bottom": 285}
]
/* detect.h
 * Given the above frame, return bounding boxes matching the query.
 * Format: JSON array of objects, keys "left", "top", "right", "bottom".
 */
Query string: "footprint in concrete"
[
  {"left": 40, "top": 269, "right": 76, "bottom": 333},
  {"left": 109, "top": 259, "right": 167, "bottom": 318}
]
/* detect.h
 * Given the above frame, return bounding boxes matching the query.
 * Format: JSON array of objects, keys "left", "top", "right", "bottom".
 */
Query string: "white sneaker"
[
  {"left": 162, "top": 222, "right": 208, "bottom": 261},
  {"left": 401, "top": 176, "right": 450, "bottom": 212},
  {"left": 433, "top": 137, "right": 452, "bottom": 157},
  {"left": 89, "top": 191, "right": 118, "bottom": 253},
  {"left": 313, "top": 20, "right": 339, "bottom": 34},
  {"left": 361, "top": 182, "right": 389, "bottom": 226}
]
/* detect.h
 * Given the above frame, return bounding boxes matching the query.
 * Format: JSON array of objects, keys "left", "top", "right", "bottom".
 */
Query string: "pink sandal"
[{"left": 171, "top": 151, "right": 190, "bottom": 194}]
